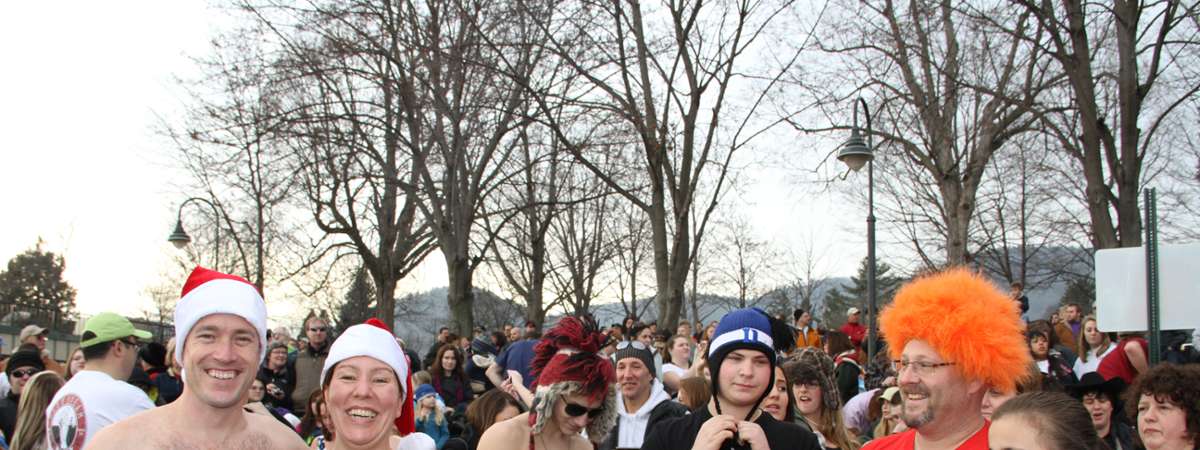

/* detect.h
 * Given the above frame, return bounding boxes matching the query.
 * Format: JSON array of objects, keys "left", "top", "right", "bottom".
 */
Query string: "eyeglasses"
[
  {"left": 563, "top": 402, "right": 604, "bottom": 419},
  {"left": 309, "top": 327, "right": 328, "bottom": 333},
  {"left": 892, "top": 359, "right": 956, "bottom": 376},
  {"left": 10, "top": 368, "right": 38, "bottom": 379},
  {"left": 121, "top": 339, "right": 142, "bottom": 350},
  {"left": 793, "top": 380, "right": 822, "bottom": 390},
  {"left": 616, "top": 341, "right": 649, "bottom": 351}
]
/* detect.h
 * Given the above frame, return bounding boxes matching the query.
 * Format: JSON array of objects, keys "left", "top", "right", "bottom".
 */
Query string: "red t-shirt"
[
  {"left": 862, "top": 422, "right": 990, "bottom": 450},
  {"left": 1097, "top": 337, "right": 1148, "bottom": 384}
]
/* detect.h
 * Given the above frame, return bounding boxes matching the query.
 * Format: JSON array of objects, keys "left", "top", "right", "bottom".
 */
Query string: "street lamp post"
[
  {"left": 837, "top": 97, "right": 877, "bottom": 364},
  {"left": 168, "top": 197, "right": 222, "bottom": 271}
]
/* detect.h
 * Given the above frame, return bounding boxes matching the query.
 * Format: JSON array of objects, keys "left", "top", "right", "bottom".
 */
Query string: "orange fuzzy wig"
[{"left": 880, "top": 268, "right": 1031, "bottom": 394}]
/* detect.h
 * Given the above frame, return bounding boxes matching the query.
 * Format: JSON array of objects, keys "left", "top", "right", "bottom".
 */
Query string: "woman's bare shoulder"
[{"left": 477, "top": 414, "right": 530, "bottom": 450}]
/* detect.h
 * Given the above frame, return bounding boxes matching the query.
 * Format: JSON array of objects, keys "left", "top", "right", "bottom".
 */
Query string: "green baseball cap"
[{"left": 80, "top": 312, "right": 153, "bottom": 347}]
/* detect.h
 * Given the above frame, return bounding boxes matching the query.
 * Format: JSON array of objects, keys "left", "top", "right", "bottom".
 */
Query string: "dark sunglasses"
[
  {"left": 10, "top": 368, "right": 38, "bottom": 379},
  {"left": 309, "top": 327, "right": 328, "bottom": 332},
  {"left": 563, "top": 402, "right": 603, "bottom": 419}
]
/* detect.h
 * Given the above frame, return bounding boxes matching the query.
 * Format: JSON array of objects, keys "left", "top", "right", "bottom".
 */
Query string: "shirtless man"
[
  {"left": 87, "top": 267, "right": 307, "bottom": 450},
  {"left": 478, "top": 316, "right": 616, "bottom": 450}
]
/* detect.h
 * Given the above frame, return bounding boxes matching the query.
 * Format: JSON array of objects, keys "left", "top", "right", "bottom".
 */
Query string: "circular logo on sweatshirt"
[{"left": 47, "top": 393, "right": 87, "bottom": 450}]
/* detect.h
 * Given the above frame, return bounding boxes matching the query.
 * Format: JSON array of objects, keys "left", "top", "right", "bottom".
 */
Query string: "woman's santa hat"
[
  {"left": 322, "top": 318, "right": 416, "bottom": 436},
  {"left": 174, "top": 266, "right": 268, "bottom": 364}
]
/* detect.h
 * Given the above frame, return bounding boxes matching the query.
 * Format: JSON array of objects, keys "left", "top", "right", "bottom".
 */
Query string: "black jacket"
[
  {"left": 598, "top": 399, "right": 689, "bottom": 450},
  {"left": 0, "top": 392, "right": 17, "bottom": 442},
  {"left": 258, "top": 363, "right": 296, "bottom": 412},
  {"left": 1103, "top": 420, "right": 1136, "bottom": 450}
]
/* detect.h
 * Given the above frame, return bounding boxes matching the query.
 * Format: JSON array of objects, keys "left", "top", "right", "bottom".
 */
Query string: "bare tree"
[
  {"left": 972, "top": 132, "right": 1084, "bottom": 288},
  {"left": 1013, "top": 0, "right": 1200, "bottom": 249},
  {"left": 481, "top": 125, "right": 566, "bottom": 331},
  {"left": 612, "top": 198, "right": 655, "bottom": 322},
  {"left": 795, "top": 0, "right": 1054, "bottom": 267},
  {"left": 165, "top": 27, "right": 305, "bottom": 291},
  {"left": 498, "top": 0, "right": 802, "bottom": 328},
  {"left": 780, "top": 230, "right": 836, "bottom": 315},
  {"left": 230, "top": 0, "right": 441, "bottom": 327},
  {"left": 709, "top": 214, "right": 778, "bottom": 309},
  {"left": 396, "top": 0, "right": 544, "bottom": 336},
  {"left": 548, "top": 164, "right": 619, "bottom": 317}
]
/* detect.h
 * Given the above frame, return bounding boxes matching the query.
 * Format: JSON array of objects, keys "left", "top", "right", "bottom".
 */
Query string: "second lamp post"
[{"left": 837, "top": 97, "right": 878, "bottom": 364}]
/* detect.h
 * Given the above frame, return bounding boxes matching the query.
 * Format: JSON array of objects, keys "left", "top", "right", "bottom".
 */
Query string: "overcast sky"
[{"left": 0, "top": 1, "right": 873, "bottom": 327}]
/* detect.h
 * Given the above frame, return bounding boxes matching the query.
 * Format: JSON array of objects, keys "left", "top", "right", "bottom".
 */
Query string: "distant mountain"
[{"left": 391, "top": 286, "right": 523, "bottom": 354}]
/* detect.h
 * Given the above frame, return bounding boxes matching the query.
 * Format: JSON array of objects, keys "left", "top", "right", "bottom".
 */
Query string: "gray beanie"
[{"left": 613, "top": 342, "right": 656, "bottom": 378}]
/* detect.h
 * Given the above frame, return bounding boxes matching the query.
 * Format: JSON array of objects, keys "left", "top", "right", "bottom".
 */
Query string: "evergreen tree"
[
  {"left": 337, "top": 267, "right": 376, "bottom": 333},
  {"left": 1058, "top": 276, "right": 1095, "bottom": 315},
  {"left": 820, "top": 257, "right": 903, "bottom": 329},
  {"left": 0, "top": 240, "right": 78, "bottom": 327}
]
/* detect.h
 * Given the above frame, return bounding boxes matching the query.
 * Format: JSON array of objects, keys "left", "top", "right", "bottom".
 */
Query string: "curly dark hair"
[{"left": 1125, "top": 363, "right": 1200, "bottom": 447}]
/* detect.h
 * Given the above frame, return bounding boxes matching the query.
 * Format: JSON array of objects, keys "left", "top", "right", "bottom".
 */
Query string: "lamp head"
[
  {"left": 168, "top": 221, "right": 192, "bottom": 249},
  {"left": 837, "top": 127, "right": 874, "bottom": 172}
]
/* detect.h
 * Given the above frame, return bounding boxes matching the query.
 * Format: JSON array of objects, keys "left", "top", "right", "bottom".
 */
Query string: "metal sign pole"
[{"left": 1144, "top": 188, "right": 1161, "bottom": 365}]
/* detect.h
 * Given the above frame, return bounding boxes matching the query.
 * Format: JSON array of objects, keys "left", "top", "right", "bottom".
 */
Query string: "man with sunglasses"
[
  {"left": 862, "top": 269, "right": 1031, "bottom": 450},
  {"left": 0, "top": 345, "right": 45, "bottom": 441},
  {"left": 599, "top": 340, "right": 687, "bottom": 450},
  {"left": 290, "top": 313, "right": 331, "bottom": 416},
  {"left": 44, "top": 312, "right": 153, "bottom": 449}
]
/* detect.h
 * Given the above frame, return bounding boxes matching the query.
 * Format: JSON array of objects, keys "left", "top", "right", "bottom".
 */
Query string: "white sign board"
[{"left": 1094, "top": 243, "right": 1200, "bottom": 332}]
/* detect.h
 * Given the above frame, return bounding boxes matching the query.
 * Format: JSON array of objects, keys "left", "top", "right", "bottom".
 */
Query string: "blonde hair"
[
  {"left": 805, "top": 399, "right": 862, "bottom": 450},
  {"left": 412, "top": 370, "right": 432, "bottom": 387},
  {"left": 165, "top": 337, "right": 178, "bottom": 374},
  {"left": 417, "top": 393, "right": 446, "bottom": 426},
  {"left": 65, "top": 347, "right": 84, "bottom": 380},
  {"left": 10, "top": 370, "right": 65, "bottom": 450},
  {"left": 1076, "top": 316, "right": 1111, "bottom": 363}
]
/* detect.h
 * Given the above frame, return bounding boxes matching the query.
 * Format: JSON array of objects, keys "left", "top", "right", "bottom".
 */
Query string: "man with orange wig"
[{"left": 862, "top": 268, "right": 1031, "bottom": 450}]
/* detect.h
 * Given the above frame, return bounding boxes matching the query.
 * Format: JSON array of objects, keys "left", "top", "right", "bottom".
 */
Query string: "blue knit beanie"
[
  {"left": 414, "top": 383, "right": 438, "bottom": 401},
  {"left": 706, "top": 308, "right": 793, "bottom": 420}
]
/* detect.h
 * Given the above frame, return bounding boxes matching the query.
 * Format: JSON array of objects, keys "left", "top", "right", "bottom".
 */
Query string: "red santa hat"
[
  {"left": 321, "top": 318, "right": 416, "bottom": 436},
  {"left": 174, "top": 266, "right": 268, "bottom": 364}
]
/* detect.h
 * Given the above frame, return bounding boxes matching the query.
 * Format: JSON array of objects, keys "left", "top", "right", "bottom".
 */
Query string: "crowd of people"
[{"left": 0, "top": 266, "right": 1197, "bottom": 450}]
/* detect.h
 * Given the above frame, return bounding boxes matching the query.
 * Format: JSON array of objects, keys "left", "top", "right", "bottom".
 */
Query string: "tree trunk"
[
  {"left": 446, "top": 253, "right": 476, "bottom": 337},
  {"left": 373, "top": 270, "right": 397, "bottom": 328}
]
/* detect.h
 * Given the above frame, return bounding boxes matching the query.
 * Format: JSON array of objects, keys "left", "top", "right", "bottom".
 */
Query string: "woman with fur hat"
[
  {"left": 785, "top": 347, "right": 861, "bottom": 449},
  {"left": 642, "top": 308, "right": 821, "bottom": 450},
  {"left": 477, "top": 315, "right": 617, "bottom": 450}
]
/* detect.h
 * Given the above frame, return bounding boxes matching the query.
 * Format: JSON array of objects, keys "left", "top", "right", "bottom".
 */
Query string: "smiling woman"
[{"left": 319, "top": 320, "right": 435, "bottom": 450}]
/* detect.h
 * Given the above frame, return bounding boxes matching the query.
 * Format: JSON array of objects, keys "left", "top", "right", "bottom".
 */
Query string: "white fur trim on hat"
[
  {"left": 321, "top": 323, "right": 409, "bottom": 397},
  {"left": 174, "top": 277, "right": 268, "bottom": 364}
]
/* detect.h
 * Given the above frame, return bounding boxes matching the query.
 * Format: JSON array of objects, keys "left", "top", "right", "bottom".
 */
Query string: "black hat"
[
  {"left": 1066, "top": 372, "right": 1127, "bottom": 400},
  {"left": 6, "top": 348, "right": 45, "bottom": 377},
  {"left": 139, "top": 342, "right": 167, "bottom": 369}
]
